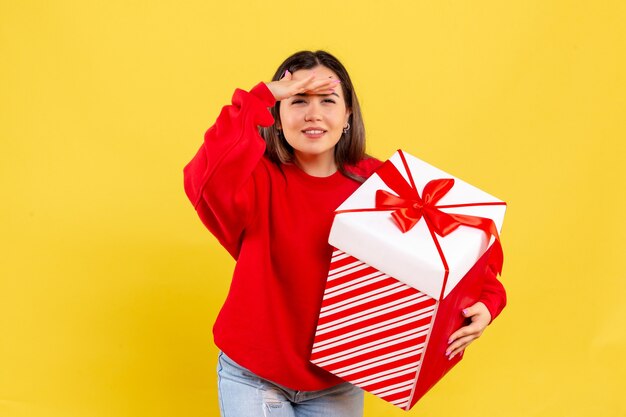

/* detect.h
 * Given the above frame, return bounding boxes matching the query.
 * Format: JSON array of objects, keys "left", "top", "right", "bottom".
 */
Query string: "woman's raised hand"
[{"left": 265, "top": 70, "right": 341, "bottom": 101}]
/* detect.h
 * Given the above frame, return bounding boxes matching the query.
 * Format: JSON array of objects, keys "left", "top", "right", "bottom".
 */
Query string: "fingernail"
[
  {"left": 449, "top": 353, "right": 455, "bottom": 360},
  {"left": 333, "top": 79, "right": 341, "bottom": 83},
  {"left": 463, "top": 308, "right": 469, "bottom": 316},
  {"left": 445, "top": 349, "right": 451, "bottom": 356},
  {"left": 448, "top": 338, "right": 453, "bottom": 344}
]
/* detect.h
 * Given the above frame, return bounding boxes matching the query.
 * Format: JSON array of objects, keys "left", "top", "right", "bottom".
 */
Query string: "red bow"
[
  {"left": 336, "top": 150, "right": 505, "bottom": 281},
  {"left": 374, "top": 152, "right": 504, "bottom": 275},
  {"left": 376, "top": 178, "right": 463, "bottom": 235}
]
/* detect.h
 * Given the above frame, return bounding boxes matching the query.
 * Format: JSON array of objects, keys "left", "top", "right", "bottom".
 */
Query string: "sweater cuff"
[
  {"left": 250, "top": 82, "right": 277, "bottom": 108},
  {"left": 479, "top": 268, "right": 507, "bottom": 323},
  {"left": 481, "top": 294, "right": 505, "bottom": 324}
]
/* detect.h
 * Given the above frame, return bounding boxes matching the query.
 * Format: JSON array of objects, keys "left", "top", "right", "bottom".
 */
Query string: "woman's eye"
[
  {"left": 323, "top": 99, "right": 336, "bottom": 104},
  {"left": 291, "top": 99, "right": 305, "bottom": 104}
]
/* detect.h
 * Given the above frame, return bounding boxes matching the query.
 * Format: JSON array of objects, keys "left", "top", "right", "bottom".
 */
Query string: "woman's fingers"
[
  {"left": 450, "top": 334, "right": 480, "bottom": 358},
  {"left": 299, "top": 76, "right": 340, "bottom": 93},
  {"left": 311, "top": 80, "right": 341, "bottom": 94},
  {"left": 281, "top": 69, "right": 293, "bottom": 81},
  {"left": 267, "top": 74, "right": 341, "bottom": 101},
  {"left": 446, "top": 334, "right": 476, "bottom": 359},
  {"left": 448, "top": 320, "right": 480, "bottom": 343},
  {"left": 291, "top": 73, "right": 340, "bottom": 93},
  {"left": 445, "top": 302, "right": 493, "bottom": 360}
]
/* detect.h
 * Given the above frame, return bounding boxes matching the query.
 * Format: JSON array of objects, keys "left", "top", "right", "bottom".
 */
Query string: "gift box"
[{"left": 310, "top": 150, "right": 506, "bottom": 410}]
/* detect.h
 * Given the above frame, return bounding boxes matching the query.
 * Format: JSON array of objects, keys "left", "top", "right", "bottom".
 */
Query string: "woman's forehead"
[{"left": 291, "top": 65, "right": 339, "bottom": 80}]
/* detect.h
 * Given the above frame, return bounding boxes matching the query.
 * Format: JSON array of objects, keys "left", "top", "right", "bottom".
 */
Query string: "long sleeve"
[
  {"left": 183, "top": 82, "right": 276, "bottom": 258},
  {"left": 480, "top": 265, "right": 507, "bottom": 323}
]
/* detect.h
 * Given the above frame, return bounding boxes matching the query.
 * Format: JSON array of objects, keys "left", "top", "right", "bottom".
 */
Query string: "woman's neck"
[{"left": 293, "top": 152, "right": 338, "bottom": 177}]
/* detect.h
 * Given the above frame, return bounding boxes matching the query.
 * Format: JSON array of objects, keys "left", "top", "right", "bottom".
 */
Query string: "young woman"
[{"left": 183, "top": 50, "right": 506, "bottom": 417}]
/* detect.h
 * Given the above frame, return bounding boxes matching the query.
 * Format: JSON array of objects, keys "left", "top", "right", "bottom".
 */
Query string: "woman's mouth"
[{"left": 302, "top": 129, "right": 327, "bottom": 138}]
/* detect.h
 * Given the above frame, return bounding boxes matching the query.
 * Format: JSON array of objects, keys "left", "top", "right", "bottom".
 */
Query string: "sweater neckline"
[{"left": 283, "top": 163, "right": 346, "bottom": 188}]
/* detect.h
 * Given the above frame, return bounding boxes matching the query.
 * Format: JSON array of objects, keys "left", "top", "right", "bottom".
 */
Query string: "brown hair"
[{"left": 260, "top": 50, "right": 367, "bottom": 182}]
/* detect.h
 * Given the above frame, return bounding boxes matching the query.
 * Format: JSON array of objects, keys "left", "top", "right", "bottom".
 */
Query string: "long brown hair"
[{"left": 260, "top": 50, "right": 367, "bottom": 182}]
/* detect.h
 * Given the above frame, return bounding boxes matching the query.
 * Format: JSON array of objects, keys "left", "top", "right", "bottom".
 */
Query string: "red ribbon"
[
  {"left": 374, "top": 160, "right": 501, "bottom": 240},
  {"left": 336, "top": 150, "right": 505, "bottom": 295}
]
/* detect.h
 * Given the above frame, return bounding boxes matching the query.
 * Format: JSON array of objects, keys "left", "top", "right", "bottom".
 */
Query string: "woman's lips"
[{"left": 302, "top": 129, "right": 326, "bottom": 138}]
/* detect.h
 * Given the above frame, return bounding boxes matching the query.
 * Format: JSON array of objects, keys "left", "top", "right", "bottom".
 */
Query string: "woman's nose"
[
  {"left": 304, "top": 112, "right": 321, "bottom": 121},
  {"left": 304, "top": 102, "right": 322, "bottom": 121}
]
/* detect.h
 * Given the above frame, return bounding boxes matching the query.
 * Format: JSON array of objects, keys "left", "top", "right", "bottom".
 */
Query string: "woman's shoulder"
[{"left": 346, "top": 155, "right": 384, "bottom": 180}]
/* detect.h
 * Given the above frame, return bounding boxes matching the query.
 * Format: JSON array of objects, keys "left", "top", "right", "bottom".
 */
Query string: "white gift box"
[{"left": 330, "top": 150, "right": 506, "bottom": 300}]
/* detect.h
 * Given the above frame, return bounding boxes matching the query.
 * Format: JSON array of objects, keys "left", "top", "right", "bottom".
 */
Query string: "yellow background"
[{"left": 2, "top": 1, "right": 625, "bottom": 416}]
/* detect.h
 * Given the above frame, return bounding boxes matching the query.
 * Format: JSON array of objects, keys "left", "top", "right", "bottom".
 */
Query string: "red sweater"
[{"left": 183, "top": 82, "right": 506, "bottom": 391}]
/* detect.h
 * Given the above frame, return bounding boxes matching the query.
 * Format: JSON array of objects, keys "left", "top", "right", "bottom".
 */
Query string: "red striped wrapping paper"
[
  {"left": 311, "top": 247, "right": 491, "bottom": 410},
  {"left": 311, "top": 249, "right": 436, "bottom": 410}
]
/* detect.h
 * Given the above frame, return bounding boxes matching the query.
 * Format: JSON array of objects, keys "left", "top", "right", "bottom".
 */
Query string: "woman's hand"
[
  {"left": 265, "top": 70, "right": 340, "bottom": 101},
  {"left": 446, "top": 302, "right": 492, "bottom": 360}
]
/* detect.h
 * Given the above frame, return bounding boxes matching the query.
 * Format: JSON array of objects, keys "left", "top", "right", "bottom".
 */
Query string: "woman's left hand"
[{"left": 445, "top": 302, "right": 492, "bottom": 360}]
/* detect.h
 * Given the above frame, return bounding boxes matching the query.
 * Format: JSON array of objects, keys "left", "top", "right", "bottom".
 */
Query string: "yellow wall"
[{"left": 2, "top": 1, "right": 624, "bottom": 416}]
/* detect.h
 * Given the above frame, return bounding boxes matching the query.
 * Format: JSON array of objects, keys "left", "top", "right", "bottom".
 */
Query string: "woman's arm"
[
  {"left": 183, "top": 82, "right": 275, "bottom": 258},
  {"left": 183, "top": 74, "right": 341, "bottom": 258}
]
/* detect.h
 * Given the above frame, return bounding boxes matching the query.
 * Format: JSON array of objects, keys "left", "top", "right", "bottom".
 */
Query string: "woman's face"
[{"left": 279, "top": 65, "right": 350, "bottom": 170}]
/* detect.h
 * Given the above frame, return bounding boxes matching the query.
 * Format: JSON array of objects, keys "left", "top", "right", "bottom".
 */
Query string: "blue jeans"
[{"left": 217, "top": 352, "right": 364, "bottom": 417}]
